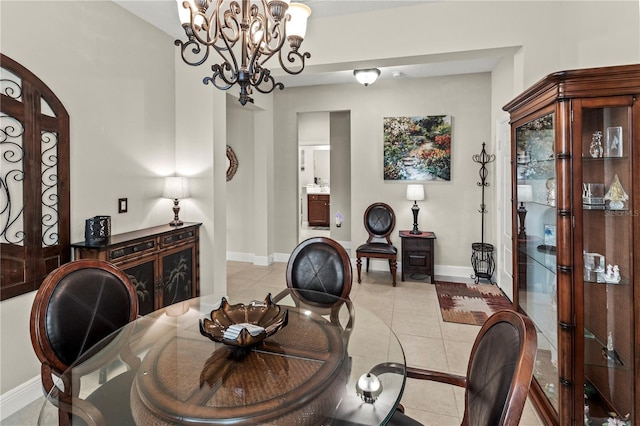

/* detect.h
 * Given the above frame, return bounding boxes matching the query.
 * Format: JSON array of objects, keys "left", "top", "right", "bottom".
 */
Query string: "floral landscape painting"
[{"left": 383, "top": 115, "right": 452, "bottom": 181}]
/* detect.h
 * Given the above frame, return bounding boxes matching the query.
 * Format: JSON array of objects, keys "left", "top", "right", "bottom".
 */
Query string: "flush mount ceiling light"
[
  {"left": 175, "top": 0, "right": 312, "bottom": 106},
  {"left": 353, "top": 68, "right": 381, "bottom": 86}
]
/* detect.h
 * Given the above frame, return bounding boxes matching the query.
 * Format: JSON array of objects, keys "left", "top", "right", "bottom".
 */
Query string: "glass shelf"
[
  {"left": 518, "top": 242, "right": 555, "bottom": 275},
  {"left": 584, "top": 278, "right": 629, "bottom": 285},
  {"left": 584, "top": 329, "right": 631, "bottom": 371}
]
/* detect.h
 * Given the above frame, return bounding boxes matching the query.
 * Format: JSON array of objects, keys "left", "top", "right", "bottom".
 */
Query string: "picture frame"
[
  {"left": 605, "top": 126, "right": 623, "bottom": 157},
  {"left": 383, "top": 115, "right": 452, "bottom": 181}
]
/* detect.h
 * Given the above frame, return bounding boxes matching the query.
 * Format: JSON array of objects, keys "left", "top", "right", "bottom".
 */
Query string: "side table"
[{"left": 399, "top": 230, "right": 436, "bottom": 283}]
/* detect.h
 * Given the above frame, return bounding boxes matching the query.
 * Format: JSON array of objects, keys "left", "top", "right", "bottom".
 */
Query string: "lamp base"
[
  {"left": 517, "top": 202, "right": 527, "bottom": 240},
  {"left": 169, "top": 199, "right": 184, "bottom": 227},
  {"left": 410, "top": 202, "right": 420, "bottom": 234}
]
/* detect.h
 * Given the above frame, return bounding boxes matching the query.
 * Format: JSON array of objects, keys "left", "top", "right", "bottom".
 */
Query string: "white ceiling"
[{"left": 112, "top": 0, "right": 503, "bottom": 87}]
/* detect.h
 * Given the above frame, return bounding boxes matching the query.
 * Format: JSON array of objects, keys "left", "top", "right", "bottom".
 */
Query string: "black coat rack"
[{"left": 471, "top": 142, "right": 496, "bottom": 283}]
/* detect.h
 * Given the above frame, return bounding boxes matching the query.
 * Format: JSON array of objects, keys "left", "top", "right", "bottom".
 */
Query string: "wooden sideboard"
[{"left": 72, "top": 223, "right": 201, "bottom": 315}]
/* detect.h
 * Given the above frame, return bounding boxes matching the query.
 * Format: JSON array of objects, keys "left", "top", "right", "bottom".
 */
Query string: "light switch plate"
[{"left": 118, "top": 198, "right": 128, "bottom": 213}]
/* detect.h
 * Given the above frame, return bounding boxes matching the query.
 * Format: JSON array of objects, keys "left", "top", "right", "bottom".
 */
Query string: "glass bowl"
[{"left": 199, "top": 293, "right": 288, "bottom": 348}]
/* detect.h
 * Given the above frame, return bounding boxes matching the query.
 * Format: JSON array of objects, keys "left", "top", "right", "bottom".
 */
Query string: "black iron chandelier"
[{"left": 175, "top": 0, "right": 312, "bottom": 105}]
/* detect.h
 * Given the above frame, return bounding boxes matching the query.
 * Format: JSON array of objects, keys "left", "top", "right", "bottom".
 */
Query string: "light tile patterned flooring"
[{"left": 5, "top": 261, "right": 544, "bottom": 425}]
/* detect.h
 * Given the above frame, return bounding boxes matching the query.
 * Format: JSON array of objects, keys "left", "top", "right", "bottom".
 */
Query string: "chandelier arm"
[
  {"left": 259, "top": 19, "right": 286, "bottom": 58},
  {"left": 174, "top": 38, "right": 210, "bottom": 67},
  {"left": 182, "top": 0, "right": 220, "bottom": 48},
  {"left": 278, "top": 49, "right": 311, "bottom": 75},
  {"left": 204, "top": 64, "right": 235, "bottom": 90},
  {"left": 220, "top": 2, "right": 241, "bottom": 45},
  {"left": 252, "top": 71, "right": 284, "bottom": 94},
  {"left": 207, "top": 35, "right": 241, "bottom": 88}
]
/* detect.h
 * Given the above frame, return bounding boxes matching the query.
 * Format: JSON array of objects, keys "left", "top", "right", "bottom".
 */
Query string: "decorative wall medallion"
[{"left": 226, "top": 145, "right": 238, "bottom": 181}]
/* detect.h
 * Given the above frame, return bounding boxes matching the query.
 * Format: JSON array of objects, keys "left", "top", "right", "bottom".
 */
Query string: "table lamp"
[
  {"left": 517, "top": 184, "right": 533, "bottom": 240},
  {"left": 163, "top": 176, "right": 190, "bottom": 226},
  {"left": 406, "top": 184, "right": 425, "bottom": 234}
]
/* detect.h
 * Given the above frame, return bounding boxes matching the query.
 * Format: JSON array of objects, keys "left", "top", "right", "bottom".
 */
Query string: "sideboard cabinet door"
[
  {"left": 121, "top": 256, "right": 157, "bottom": 316},
  {"left": 160, "top": 245, "right": 196, "bottom": 308}
]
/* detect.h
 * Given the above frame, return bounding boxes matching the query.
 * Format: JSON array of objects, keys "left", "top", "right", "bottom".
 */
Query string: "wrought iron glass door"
[{"left": 1, "top": 54, "right": 70, "bottom": 300}]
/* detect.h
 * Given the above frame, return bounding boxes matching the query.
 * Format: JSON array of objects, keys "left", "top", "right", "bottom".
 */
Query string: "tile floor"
[{"left": 4, "top": 260, "right": 544, "bottom": 425}]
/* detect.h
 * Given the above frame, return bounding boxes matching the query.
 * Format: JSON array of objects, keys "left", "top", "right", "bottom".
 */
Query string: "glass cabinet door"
[
  {"left": 578, "top": 100, "right": 634, "bottom": 423},
  {"left": 515, "top": 112, "right": 559, "bottom": 411}
]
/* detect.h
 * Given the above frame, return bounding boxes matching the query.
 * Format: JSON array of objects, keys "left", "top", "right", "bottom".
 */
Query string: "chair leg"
[
  {"left": 356, "top": 256, "right": 362, "bottom": 283},
  {"left": 390, "top": 258, "right": 397, "bottom": 287},
  {"left": 366, "top": 258, "right": 370, "bottom": 272}
]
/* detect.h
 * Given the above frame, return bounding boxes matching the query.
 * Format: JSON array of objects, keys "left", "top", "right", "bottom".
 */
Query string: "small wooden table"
[{"left": 399, "top": 230, "right": 437, "bottom": 283}]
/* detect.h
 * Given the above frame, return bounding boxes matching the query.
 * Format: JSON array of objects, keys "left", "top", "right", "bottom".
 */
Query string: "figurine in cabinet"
[
  {"left": 604, "top": 264, "right": 621, "bottom": 284},
  {"left": 601, "top": 332, "right": 623, "bottom": 366},
  {"left": 604, "top": 174, "right": 628, "bottom": 210}
]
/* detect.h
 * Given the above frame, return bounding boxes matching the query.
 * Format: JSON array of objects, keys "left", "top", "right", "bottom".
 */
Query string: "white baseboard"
[
  {"left": 0, "top": 376, "right": 41, "bottom": 421},
  {"left": 226, "top": 252, "right": 272, "bottom": 266},
  {"left": 230, "top": 250, "right": 476, "bottom": 283}
]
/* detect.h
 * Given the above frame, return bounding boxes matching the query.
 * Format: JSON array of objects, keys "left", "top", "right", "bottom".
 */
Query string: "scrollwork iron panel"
[
  {"left": 0, "top": 112, "right": 25, "bottom": 245},
  {"left": 41, "top": 130, "right": 59, "bottom": 247}
]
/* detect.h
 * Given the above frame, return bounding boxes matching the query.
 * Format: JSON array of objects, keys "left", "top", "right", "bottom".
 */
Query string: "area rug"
[{"left": 435, "top": 281, "right": 513, "bottom": 326}]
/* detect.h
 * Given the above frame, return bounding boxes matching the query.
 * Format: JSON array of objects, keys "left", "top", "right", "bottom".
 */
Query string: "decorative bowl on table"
[{"left": 199, "top": 293, "right": 288, "bottom": 348}]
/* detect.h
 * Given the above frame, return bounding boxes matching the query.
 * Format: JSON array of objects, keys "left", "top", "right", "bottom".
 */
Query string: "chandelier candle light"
[
  {"left": 175, "top": 0, "right": 312, "bottom": 105},
  {"left": 163, "top": 176, "right": 190, "bottom": 227},
  {"left": 406, "top": 184, "right": 425, "bottom": 234}
]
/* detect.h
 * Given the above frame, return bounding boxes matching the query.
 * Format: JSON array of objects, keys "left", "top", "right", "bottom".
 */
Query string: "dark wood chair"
[
  {"left": 371, "top": 309, "right": 537, "bottom": 426},
  {"left": 274, "top": 237, "right": 354, "bottom": 343},
  {"left": 356, "top": 202, "right": 398, "bottom": 286},
  {"left": 30, "top": 259, "right": 139, "bottom": 426}
]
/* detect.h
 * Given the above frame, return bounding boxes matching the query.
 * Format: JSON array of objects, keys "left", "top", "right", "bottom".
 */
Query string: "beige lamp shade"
[
  {"left": 163, "top": 176, "right": 190, "bottom": 200},
  {"left": 406, "top": 184, "right": 425, "bottom": 201},
  {"left": 287, "top": 3, "right": 312, "bottom": 39},
  {"left": 517, "top": 184, "right": 533, "bottom": 202}
]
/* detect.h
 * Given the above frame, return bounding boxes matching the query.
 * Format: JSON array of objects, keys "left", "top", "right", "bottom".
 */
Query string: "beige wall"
[
  {"left": 0, "top": 0, "right": 177, "bottom": 395},
  {"left": 273, "top": 73, "right": 493, "bottom": 275},
  {"left": 329, "top": 111, "right": 352, "bottom": 244},
  {"left": 226, "top": 104, "right": 255, "bottom": 256}
]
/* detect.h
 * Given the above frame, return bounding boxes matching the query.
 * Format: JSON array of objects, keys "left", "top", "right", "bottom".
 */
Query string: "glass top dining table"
[{"left": 38, "top": 288, "right": 406, "bottom": 425}]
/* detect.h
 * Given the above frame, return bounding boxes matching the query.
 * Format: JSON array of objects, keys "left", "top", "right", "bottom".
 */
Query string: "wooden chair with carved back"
[
  {"left": 30, "top": 259, "right": 139, "bottom": 426},
  {"left": 356, "top": 202, "right": 398, "bottom": 287},
  {"left": 370, "top": 309, "right": 537, "bottom": 426}
]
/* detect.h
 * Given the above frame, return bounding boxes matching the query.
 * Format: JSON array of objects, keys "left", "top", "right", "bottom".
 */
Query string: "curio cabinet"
[{"left": 504, "top": 64, "right": 640, "bottom": 425}]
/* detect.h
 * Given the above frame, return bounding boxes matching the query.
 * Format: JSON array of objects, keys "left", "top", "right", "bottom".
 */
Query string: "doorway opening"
[{"left": 297, "top": 111, "right": 351, "bottom": 246}]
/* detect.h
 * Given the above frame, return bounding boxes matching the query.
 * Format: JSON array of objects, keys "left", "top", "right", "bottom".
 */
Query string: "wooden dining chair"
[
  {"left": 371, "top": 310, "right": 537, "bottom": 426},
  {"left": 30, "top": 259, "right": 139, "bottom": 426},
  {"left": 356, "top": 202, "right": 398, "bottom": 286},
  {"left": 274, "top": 237, "right": 354, "bottom": 342}
]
